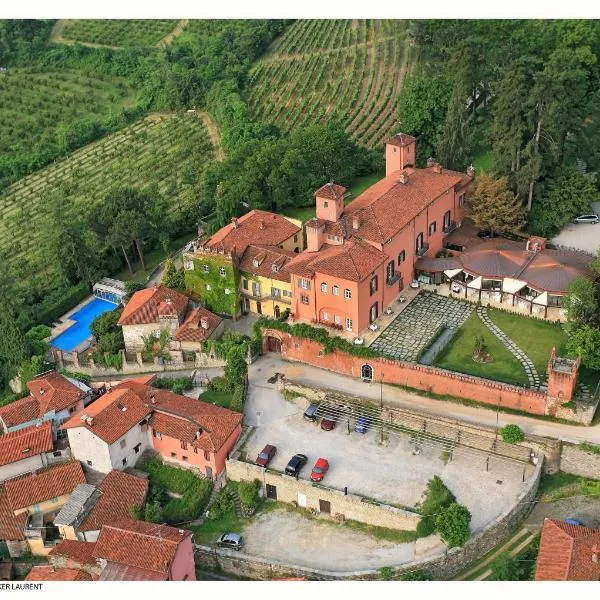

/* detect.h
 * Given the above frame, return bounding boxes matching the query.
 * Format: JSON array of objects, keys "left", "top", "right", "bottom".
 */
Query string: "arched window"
[{"left": 361, "top": 364, "right": 373, "bottom": 382}]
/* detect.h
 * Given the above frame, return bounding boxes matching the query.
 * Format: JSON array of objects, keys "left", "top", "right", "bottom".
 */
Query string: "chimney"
[
  {"left": 150, "top": 395, "right": 156, "bottom": 404},
  {"left": 398, "top": 170, "right": 409, "bottom": 184},
  {"left": 466, "top": 164, "right": 475, "bottom": 177},
  {"left": 85, "top": 416, "right": 94, "bottom": 426},
  {"left": 39, "top": 388, "right": 45, "bottom": 395},
  {"left": 166, "top": 296, "right": 173, "bottom": 305},
  {"left": 592, "top": 545, "right": 599, "bottom": 563},
  {"left": 196, "top": 429, "right": 202, "bottom": 439},
  {"left": 200, "top": 316, "right": 209, "bottom": 330},
  {"left": 231, "top": 217, "right": 239, "bottom": 229},
  {"left": 426, "top": 157, "right": 436, "bottom": 168},
  {"left": 80, "top": 413, "right": 89, "bottom": 422},
  {"left": 432, "top": 163, "right": 442, "bottom": 174},
  {"left": 352, "top": 214, "right": 360, "bottom": 230},
  {"left": 259, "top": 219, "right": 265, "bottom": 230}
]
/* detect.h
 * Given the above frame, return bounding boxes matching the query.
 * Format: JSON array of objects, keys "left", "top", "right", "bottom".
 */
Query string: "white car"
[
  {"left": 368, "top": 323, "right": 379, "bottom": 331},
  {"left": 451, "top": 281, "right": 463, "bottom": 293},
  {"left": 573, "top": 214, "right": 599, "bottom": 224},
  {"left": 410, "top": 280, "right": 420, "bottom": 289}
]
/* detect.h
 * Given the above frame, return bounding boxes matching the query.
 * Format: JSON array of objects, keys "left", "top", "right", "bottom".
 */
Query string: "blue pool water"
[{"left": 50, "top": 297, "right": 118, "bottom": 352}]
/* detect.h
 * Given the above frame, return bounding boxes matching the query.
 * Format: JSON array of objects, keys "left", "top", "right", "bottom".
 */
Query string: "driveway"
[
  {"left": 241, "top": 508, "right": 445, "bottom": 571},
  {"left": 245, "top": 362, "right": 534, "bottom": 533},
  {"left": 552, "top": 221, "right": 599, "bottom": 255}
]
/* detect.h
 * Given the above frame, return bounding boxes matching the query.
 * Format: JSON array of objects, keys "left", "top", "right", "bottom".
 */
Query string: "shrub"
[
  {"left": 208, "top": 376, "right": 231, "bottom": 393},
  {"left": 416, "top": 476, "right": 456, "bottom": 538},
  {"left": 400, "top": 570, "right": 432, "bottom": 581},
  {"left": 59, "top": 369, "right": 92, "bottom": 384},
  {"left": 378, "top": 566, "right": 394, "bottom": 580},
  {"left": 238, "top": 479, "right": 261, "bottom": 511},
  {"left": 124, "top": 280, "right": 146, "bottom": 297},
  {"left": 154, "top": 376, "right": 193, "bottom": 394},
  {"left": 229, "top": 384, "right": 244, "bottom": 413},
  {"left": 501, "top": 424, "right": 525, "bottom": 444},
  {"left": 435, "top": 503, "right": 472, "bottom": 548},
  {"left": 208, "top": 485, "right": 236, "bottom": 521},
  {"left": 25, "top": 325, "right": 52, "bottom": 356},
  {"left": 489, "top": 552, "right": 524, "bottom": 581}
]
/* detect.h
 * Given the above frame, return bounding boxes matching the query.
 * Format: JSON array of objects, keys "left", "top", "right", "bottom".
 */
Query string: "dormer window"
[
  {"left": 253, "top": 259, "right": 260, "bottom": 268},
  {"left": 272, "top": 263, "right": 280, "bottom": 273}
]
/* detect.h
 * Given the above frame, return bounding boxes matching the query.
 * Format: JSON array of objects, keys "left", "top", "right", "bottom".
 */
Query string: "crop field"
[
  {"left": 0, "top": 68, "right": 135, "bottom": 169},
  {"left": 246, "top": 19, "right": 415, "bottom": 149},
  {"left": 59, "top": 19, "right": 180, "bottom": 48},
  {"left": 0, "top": 114, "right": 214, "bottom": 276}
]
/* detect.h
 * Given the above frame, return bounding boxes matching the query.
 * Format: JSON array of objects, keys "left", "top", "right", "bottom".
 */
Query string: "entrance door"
[
  {"left": 370, "top": 302, "right": 378, "bottom": 324},
  {"left": 267, "top": 336, "right": 282, "bottom": 353},
  {"left": 266, "top": 484, "right": 277, "bottom": 500},
  {"left": 319, "top": 499, "right": 331, "bottom": 514},
  {"left": 274, "top": 305, "right": 280, "bottom": 318},
  {"left": 361, "top": 364, "right": 373, "bottom": 382},
  {"left": 256, "top": 301, "right": 262, "bottom": 314},
  {"left": 205, "top": 466, "right": 213, "bottom": 479}
]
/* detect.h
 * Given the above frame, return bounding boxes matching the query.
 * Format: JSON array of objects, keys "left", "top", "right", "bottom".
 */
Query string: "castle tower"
[{"left": 385, "top": 133, "right": 416, "bottom": 176}]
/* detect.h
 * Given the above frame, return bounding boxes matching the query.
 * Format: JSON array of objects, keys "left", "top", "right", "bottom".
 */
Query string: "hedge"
[
  {"left": 416, "top": 476, "right": 456, "bottom": 538},
  {"left": 35, "top": 281, "right": 90, "bottom": 325}
]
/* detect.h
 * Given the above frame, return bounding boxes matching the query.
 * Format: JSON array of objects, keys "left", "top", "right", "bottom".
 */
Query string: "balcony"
[
  {"left": 416, "top": 243, "right": 430, "bottom": 257},
  {"left": 386, "top": 270, "right": 402, "bottom": 286},
  {"left": 443, "top": 221, "right": 457, "bottom": 234}
]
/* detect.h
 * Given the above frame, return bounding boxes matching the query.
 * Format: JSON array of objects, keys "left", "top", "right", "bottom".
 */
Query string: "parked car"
[
  {"left": 285, "top": 454, "right": 308, "bottom": 477},
  {"left": 451, "top": 281, "right": 463, "bottom": 294},
  {"left": 217, "top": 533, "right": 243, "bottom": 550},
  {"left": 303, "top": 403, "right": 319, "bottom": 422},
  {"left": 321, "top": 415, "right": 336, "bottom": 431},
  {"left": 310, "top": 458, "right": 329, "bottom": 482},
  {"left": 564, "top": 518, "right": 586, "bottom": 527},
  {"left": 255, "top": 444, "right": 276, "bottom": 468},
  {"left": 573, "top": 214, "right": 599, "bottom": 224},
  {"left": 355, "top": 417, "right": 369, "bottom": 434}
]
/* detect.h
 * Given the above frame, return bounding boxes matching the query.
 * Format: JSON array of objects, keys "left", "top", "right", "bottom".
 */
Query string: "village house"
[
  {"left": 48, "top": 538, "right": 102, "bottom": 578},
  {"left": 0, "top": 460, "right": 86, "bottom": 557},
  {"left": 183, "top": 209, "right": 303, "bottom": 318},
  {"left": 535, "top": 518, "right": 600, "bottom": 580},
  {"left": 26, "top": 565, "right": 93, "bottom": 581},
  {"left": 0, "top": 371, "right": 91, "bottom": 437},
  {"left": 0, "top": 422, "right": 54, "bottom": 482},
  {"left": 64, "top": 379, "right": 242, "bottom": 480}
]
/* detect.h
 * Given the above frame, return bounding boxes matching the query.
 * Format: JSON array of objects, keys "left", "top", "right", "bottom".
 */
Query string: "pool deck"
[{"left": 49, "top": 295, "right": 96, "bottom": 341}]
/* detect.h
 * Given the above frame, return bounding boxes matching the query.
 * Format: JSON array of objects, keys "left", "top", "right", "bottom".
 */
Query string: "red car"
[
  {"left": 310, "top": 458, "right": 329, "bottom": 482},
  {"left": 320, "top": 416, "right": 336, "bottom": 431},
  {"left": 256, "top": 444, "right": 277, "bottom": 468}
]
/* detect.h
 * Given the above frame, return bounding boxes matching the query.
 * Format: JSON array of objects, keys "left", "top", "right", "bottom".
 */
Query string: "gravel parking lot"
[{"left": 244, "top": 367, "right": 535, "bottom": 534}]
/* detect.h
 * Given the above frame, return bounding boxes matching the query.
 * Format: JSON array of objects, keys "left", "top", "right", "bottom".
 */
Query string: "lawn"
[
  {"left": 199, "top": 389, "right": 233, "bottom": 410},
  {"left": 433, "top": 312, "right": 528, "bottom": 386},
  {"left": 191, "top": 511, "right": 246, "bottom": 545},
  {"left": 538, "top": 472, "right": 600, "bottom": 503}
]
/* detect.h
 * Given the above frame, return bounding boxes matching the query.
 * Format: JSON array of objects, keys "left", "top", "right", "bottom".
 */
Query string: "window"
[
  {"left": 219, "top": 266, "right": 226, "bottom": 277},
  {"left": 204, "top": 451, "right": 210, "bottom": 461},
  {"left": 416, "top": 233, "right": 424, "bottom": 252},
  {"left": 153, "top": 430, "right": 162, "bottom": 439},
  {"left": 459, "top": 193, "right": 465, "bottom": 207},
  {"left": 334, "top": 315, "right": 341, "bottom": 325},
  {"left": 122, "top": 458, "right": 127, "bottom": 466},
  {"left": 301, "top": 295, "right": 309, "bottom": 305},
  {"left": 370, "top": 276, "right": 378, "bottom": 296},
  {"left": 182, "top": 456, "right": 188, "bottom": 462},
  {"left": 344, "top": 289, "right": 352, "bottom": 300},
  {"left": 321, "top": 282, "right": 328, "bottom": 293},
  {"left": 153, "top": 330, "right": 161, "bottom": 339},
  {"left": 345, "top": 318, "right": 353, "bottom": 332},
  {"left": 202, "top": 264, "right": 209, "bottom": 273},
  {"left": 134, "top": 443, "right": 141, "bottom": 454},
  {"left": 283, "top": 290, "right": 291, "bottom": 297},
  {"left": 443, "top": 210, "right": 451, "bottom": 230},
  {"left": 193, "top": 447, "right": 198, "bottom": 454},
  {"left": 242, "top": 279, "right": 248, "bottom": 290},
  {"left": 294, "top": 234, "right": 298, "bottom": 242},
  {"left": 272, "top": 263, "right": 280, "bottom": 273},
  {"left": 322, "top": 311, "right": 329, "bottom": 321},
  {"left": 271, "top": 287, "right": 281, "bottom": 297},
  {"left": 300, "top": 278, "right": 310, "bottom": 290},
  {"left": 324, "top": 200, "right": 329, "bottom": 208},
  {"left": 120, "top": 439, "right": 127, "bottom": 449},
  {"left": 205, "top": 284, "right": 211, "bottom": 291},
  {"left": 398, "top": 250, "right": 406, "bottom": 264},
  {"left": 87, "top": 460, "right": 93, "bottom": 467},
  {"left": 429, "top": 221, "right": 437, "bottom": 235},
  {"left": 171, "top": 452, "right": 177, "bottom": 458},
  {"left": 386, "top": 260, "right": 395, "bottom": 281},
  {"left": 181, "top": 441, "right": 188, "bottom": 450},
  {"left": 252, "top": 258, "right": 260, "bottom": 268},
  {"left": 332, "top": 285, "right": 339, "bottom": 296},
  {"left": 69, "top": 406, "right": 76, "bottom": 414}
]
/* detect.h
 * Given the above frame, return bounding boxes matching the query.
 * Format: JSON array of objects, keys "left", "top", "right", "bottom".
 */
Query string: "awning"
[
  {"left": 534, "top": 291, "right": 549, "bottom": 306},
  {"left": 444, "top": 268, "right": 463, "bottom": 278},
  {"left": 467, "top": 276, "right": 482, "bottom": 289},
  {"left": 415, "top": 256, "right": 461, "bottom": 273},
  {"left": 502, "top": 278, "right": 527, "bottom": 295}
]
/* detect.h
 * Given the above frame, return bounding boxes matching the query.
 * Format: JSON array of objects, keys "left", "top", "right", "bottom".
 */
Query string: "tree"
[
  {"left": 468, "top": 173, "right": 526, "bottom": 235},
  {"left": 566, "top": 325, "right": 600, "bottom": 370},
  {"left": 224, "top": 344, "right": 248, "bottom": 390},
  {"left": 501, "top": 424, "right": 525, "bottom": 444},
  {"left": 435, "top": 503, "right": 472, "bottom": 548},
  {"left": 416, "top": 475, "right": 456, "bottom": 538},
  {"left": 161, "top": 258, "right": 186, "bottom": 292},
  {"left": 436, "top": 83, "right": 472, "bottom": 171},
  {"left": 0, "top": 297, "right": 27, "bottom": 389},
  {"left": 562, "top": 277, "right": 599, "bottom": 326},
  {"left": 489, "top": 552, "right": 524, "bottom": 581},
  {"left": 25, "top": 325, "right": 51, "bottom": 357}
]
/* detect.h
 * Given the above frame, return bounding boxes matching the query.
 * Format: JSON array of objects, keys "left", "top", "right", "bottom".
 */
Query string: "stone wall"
[
  {"left": 226, "top": 459, "right": 420, "bottom": 531},
  {"left": 196, "top": 459, "right": 543, "bottom": 580},
  {"left": 560, "top": 443, "right": 600, "bottom": 479}
]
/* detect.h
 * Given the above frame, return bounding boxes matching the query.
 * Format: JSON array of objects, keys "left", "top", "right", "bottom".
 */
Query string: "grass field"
[
  {"left": 0, "top": 113, "right": 214, "bottom": 281},
  {"left": 247, "top": 20, "right": 415, "bottom": 149},
  {"left": 60, "top": 20, "right": 180, "bottom": 48},
  {"left": 0, "top": 68, "right": 134, "bottom": 171}
]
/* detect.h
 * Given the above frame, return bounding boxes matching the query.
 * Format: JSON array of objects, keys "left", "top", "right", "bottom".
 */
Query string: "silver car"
[
  {"left": 217, "top": 532, "right": 243, "bottom": 550},
  {"left": 573, "top": 214, "right": 599, "bottom": 224}
]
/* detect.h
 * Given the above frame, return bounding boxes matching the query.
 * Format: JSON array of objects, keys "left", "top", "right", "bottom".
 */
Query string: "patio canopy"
[
  {"left": 467, "top": 276, "right": 482, "bottom": 289},
  {"left": 533, "top": 291, "right": 549, "bottom": 306},
  {"left": 502, "top": 277, "right": 527, "bottom": 295},
  {"left": 444, "top": 268, "right": 463, "bottom": 278}
]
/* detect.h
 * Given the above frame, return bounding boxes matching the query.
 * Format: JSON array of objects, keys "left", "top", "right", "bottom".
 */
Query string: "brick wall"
[
  {"left": 560, "top": 443, "right": 600, "bottom": 480},
  {"left": 263, "top": 328, "right": 548, "bottom": 416}
]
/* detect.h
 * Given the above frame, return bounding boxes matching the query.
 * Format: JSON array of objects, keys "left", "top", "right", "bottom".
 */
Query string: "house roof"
[
  {"left": 238, "top": 244, "right": 297, "bottom": 283},
  {"left": 118, "top": 285, "right": 188, "bottom": 327},
  {"left": 4, "top": 461, "right": 86, "bottom": 511},
  {"left": 99, "top": 562, "right": 169, "bottom": 581},
  {"left": 0, "top": 486, "right": 26, "bottom": 541},
  {"left": 173, "top": 306, "right": 223, "bottom": 344},
  {"left": 0, "top": 395, "right": 43, "bottom": 429},
  {"left": 386, "top": 132, "right": 417, "bottom": 148},
  {"left": 77, "top": 471, "right": 148, "bottom": 533},
  {"left": 62, "top": 386, "right": 152, "bottom": 445},
  {"left": 53, "top": 483, "right": 100, "bottom": 527},
  {"left": 536, "top": 518, "right": 600, "bottom": 580},
  {"left": 93, "top": 519, "right": 192, "bottom": 577},
  {"left": 315, "top": 182, "right": 347, "bottom": 201},
  {"left": 0, "top": 422, "right": 53, "bottom": 467},
  {"left": 27, "top": 371, "right": 86, "bottom": 415},
  {"left": 202, "top": 209, "right": 301, "bottom": 255},
  {"left": 25, "top": 565, "right": 92, "bottom": 581},
  {"left": 49, "top": 539, "right": 98, "bottom": 567}
]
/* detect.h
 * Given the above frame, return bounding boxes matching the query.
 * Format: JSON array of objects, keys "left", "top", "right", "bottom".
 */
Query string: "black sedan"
[{"left": 284, "top": 453, "right": 308, "bottom": 477}]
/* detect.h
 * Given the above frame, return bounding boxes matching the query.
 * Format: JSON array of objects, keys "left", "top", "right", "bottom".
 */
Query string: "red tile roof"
[
  {"left": 536, "top": 518, "right": 600, "bottom": 580},
  {"left": 315, "top": 182, "right": 347, "bottom": 200},
  {"left": 118, "top": 285, "right": 188, "bottom": 327},
  {"left": 238, "top": 244, "right": 297, "bottom": 283},
  {"left": 77, "top": 471, "right": 148, "bottom": 533},
  {"left": 99, "top": 562, "right": 168, "bottom": 581},
  {"left": 0, "top": 395, "right": 43, "bottom": 429},
  {"left": 386, "top": 133, "right": 417, "bottom": 147},
  {"left": 0, "top": 485, "right": 26, "bottom": 541},
  {"left": 173, "top": 306, "right": 223, "bottom": 344},
  {"left": 27, "top": 371, "right": 86, "bottom": 415},
  {"left": 26, "top": 565, "right": 92, "bottom": 581},
  {"left": 62, "top": 386, "right": 152, "bottom": 445},
  {"left": 4, "top": 461, "right": 85, "bottom": 510},
  {"left": 49, "top": 539, "right": 98, "bottom": 567},
  {"left": 202, "top": 209, "right": 301, "bottom": 255},
  {"left": 94, "top": 519, "right": 191, "bottom": 577},
  {"left": 0, "top": 422, "right": 52, "bottom": 467}
]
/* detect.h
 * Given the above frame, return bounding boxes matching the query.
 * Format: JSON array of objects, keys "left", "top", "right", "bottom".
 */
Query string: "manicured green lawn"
[
  {"left": 191, "top": 511, "right": 246, "bottom": 545},
  {"left": 433, "top": 313, "right": 528, "bottom": 386},
  {"left": 473, "top": 151, "right": 493, "bottom": 173},
  {"left": 199, "top": 389, "right": 232, "bottom": 409}
]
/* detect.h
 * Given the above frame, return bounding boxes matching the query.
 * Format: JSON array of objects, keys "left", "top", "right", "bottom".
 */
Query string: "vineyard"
[
  {"left": 59, "top": 19, "right": 180, "bottom": 48},
  {"left": 0, "top": 114, "right": 214, "bottom": 279},
  {"left": 246, "top": 19, "right": 415, "bottom": 149}
]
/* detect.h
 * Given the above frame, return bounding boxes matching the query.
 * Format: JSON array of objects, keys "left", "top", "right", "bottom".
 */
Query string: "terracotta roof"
[
  {"left": 386, "top": 132, "right": 417, "bottom": 147},
  {"left": 0, "top": 395, "right": 42, "bottom": 429},
  {"left": 202, "top": 209, "right": 301, "bottom": 255},
  {"left": 94, "top": 519, "right": 191, "bottom": 577},
  {"left": 26, "top": 565, "right": 92, "bottom": 581},
  {"left": 78, "top": 471, "right": 148, "bottom": 533},
  {"left": 238, "top": 244, "right": 297, "bottom": 283},
  {"left": 99, "top": 562, "right": 169, "bottom": 581},
  {"left": 315, "top": 182, "right": 347, "bottom": 200},
  {"left": 287, "top": 239, "right": 387, "bottom": 283},
  {"left": 49, "top": 539, "right": 98, "bottom": 567},
  {"left": 118, "top": 285, "right": 188, "bottom": 327},
  {"left": 0, "top": 485, "right": 26, "bottom": 540},
  {"left": 0, "top": 422, "right": 52, "bottom": 467},
  {"left": 62, "top": 386, "right": 152, "bottom": 445},
  {"left": 425, "top": 164, "right": 473, "bottom": 188},
  {"left": 4, "top": 461, "right": 85, "bottom": 510},
  {"left": 173, "top": 306, "right": 223, "bottom": 344},
  {"left": 415, "top": 256, "right": 462, "bottom": 273},
  {"left": 536, "top": 518, "right": 600, "bottom": 580},
  {"left": 27, "top": 371, "right": 86, "bottom": 415}
]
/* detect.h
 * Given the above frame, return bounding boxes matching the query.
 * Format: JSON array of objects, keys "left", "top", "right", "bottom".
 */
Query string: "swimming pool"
[{"left": 50, "top": 297, "right": 118, "bottom": 352}]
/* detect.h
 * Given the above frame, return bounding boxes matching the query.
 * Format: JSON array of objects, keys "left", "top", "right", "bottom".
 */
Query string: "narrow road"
[
  {"left": 156, "top": 19, "right": 189, "bottom": 48},
  {"left": 253, "top": 356, "right": 600, "bottom": 444}
]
